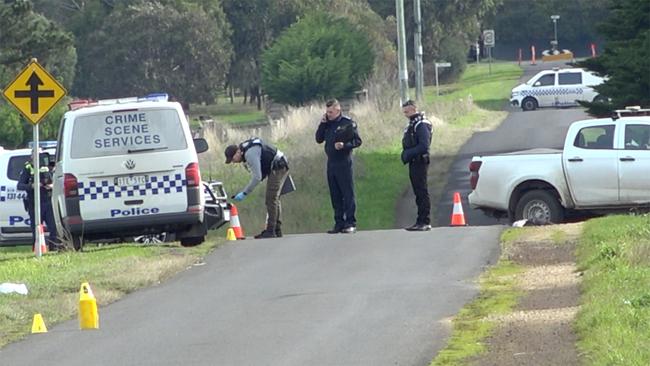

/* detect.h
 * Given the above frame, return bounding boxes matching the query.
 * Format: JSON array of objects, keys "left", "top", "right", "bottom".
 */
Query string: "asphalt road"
[
  {"left": 434, "top": 61, "right": 589, "bottom": 226},
  {"left": 0, "top": 227, "right": 501, "bottom": 366}
]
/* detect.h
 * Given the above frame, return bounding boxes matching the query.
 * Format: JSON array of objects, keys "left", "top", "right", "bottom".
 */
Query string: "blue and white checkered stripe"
[
  {"left": 78, "top": 174, "right": 186, "bottom": 201},
  {"left": 522, "top": 88, "right": 583, "bottom": 97}
]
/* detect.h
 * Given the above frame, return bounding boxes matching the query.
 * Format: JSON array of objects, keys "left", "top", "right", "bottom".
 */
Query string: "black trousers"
[
  {"left": 26, "top": 199, "right": 58, "bottom": 247},
  {"left": 327, "top": 160, "right": 356, "bottom": 229},
  {"left": 409, "top": 161, "right": 431, "bottom": 225}
]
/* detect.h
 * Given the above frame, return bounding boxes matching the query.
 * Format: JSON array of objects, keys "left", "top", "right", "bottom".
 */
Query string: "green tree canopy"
[
  {"left": 72, "top": 1, "right": 232, "bottom": 105},
  {"left": 261, "top": 13, "right": 374, "bottom": 106},
  {"left": 0, "top": 0, "right": 77, "bottom": 147},
  {"left": 578, "top": 0, "right": 650, "bottom": 116}
]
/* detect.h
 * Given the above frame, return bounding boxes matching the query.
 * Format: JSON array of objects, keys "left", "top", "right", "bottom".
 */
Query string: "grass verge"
[
  {"left": 431, "top": 229, "right": 523, "bottom": 365},
  {"left": 575, "top": 215, "right": 650, "bottom": 365},
  {"left": 0, "top": 234, "right": 224, "bottom": 348}
]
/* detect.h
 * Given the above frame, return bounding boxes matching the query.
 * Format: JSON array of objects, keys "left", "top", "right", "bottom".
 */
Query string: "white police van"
[
  {"left": 511, "top": 68, "right": 606, "bottom": 111},
  {"left": 52, "top": 94, "right": 223, "bottom": 250},
  {"left": 0, "top": 147, "right": 55, "bottom": 245}
]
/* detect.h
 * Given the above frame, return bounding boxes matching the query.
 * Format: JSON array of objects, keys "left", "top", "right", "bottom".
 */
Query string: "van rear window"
[{"left": 70, "top": 108, "right": 188, "bottom": 158}]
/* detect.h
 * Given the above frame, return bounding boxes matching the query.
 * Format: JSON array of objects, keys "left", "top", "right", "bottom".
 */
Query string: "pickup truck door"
[
  {"left": 564, "top": 124, "right": 619, "bottom": 206},
  {"left": 618, "top": 122, "right": 650, "bottom": 204}
]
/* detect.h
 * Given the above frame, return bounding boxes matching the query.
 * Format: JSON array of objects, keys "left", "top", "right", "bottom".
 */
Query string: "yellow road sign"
[{"left": 2, "top": 59, "right": 67, "bottom": 124}]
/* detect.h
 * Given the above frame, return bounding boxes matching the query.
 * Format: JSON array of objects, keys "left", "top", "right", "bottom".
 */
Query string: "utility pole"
[
  {"left": 396, "top": 0, "right": 409, "bottom": 104},
  {"left": 413, "top": 0, "right": 424, "bottom": 102}
]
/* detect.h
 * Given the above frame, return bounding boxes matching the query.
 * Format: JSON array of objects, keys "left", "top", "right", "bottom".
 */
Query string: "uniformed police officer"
[
  {"left": 17, "top": 152, "right": 59, "bottom": 249},
  {"left": 225, "top": 137, "right": 289, "bottom": 239},
  {"left": 316, "top": 99, "right": 362, "bottom": 234},
  {"left": 401, "top": 100, "right": 433, "bottom": 231}
]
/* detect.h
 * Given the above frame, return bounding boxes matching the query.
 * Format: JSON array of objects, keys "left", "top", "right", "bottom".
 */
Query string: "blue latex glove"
[{"left": 233, "top": 192, "right": 246, "bottom": 201}]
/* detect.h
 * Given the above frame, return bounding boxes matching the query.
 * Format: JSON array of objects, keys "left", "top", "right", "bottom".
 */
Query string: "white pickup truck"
[{"left": 468, "top": 110, "right": 650, "bottom": 224}]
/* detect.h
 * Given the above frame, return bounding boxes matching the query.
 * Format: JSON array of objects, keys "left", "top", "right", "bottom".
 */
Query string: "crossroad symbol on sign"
[{"left": 2, "top": 59, "right": 67, "bottom": 125}]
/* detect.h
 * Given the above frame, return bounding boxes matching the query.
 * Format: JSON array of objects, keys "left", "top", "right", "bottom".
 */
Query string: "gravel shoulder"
[{"left": 472, "top": 223, "right": 583, "bottom": 366}]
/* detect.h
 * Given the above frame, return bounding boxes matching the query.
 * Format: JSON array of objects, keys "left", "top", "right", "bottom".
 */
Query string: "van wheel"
[
  {"left": 514, "top": 190, "right": 564, "bottom": 225},
  {"left": 593, "top": 95, "right": 607, "bottom": 103},
  {"left": 180, "top": 236, "right": 204, "bottom": 247},
  {"left": 521, "top": 97, "right": 538, "bottom": 111},
  {"left": 72, "top": 234, "right": 84, "bottom": 251}
]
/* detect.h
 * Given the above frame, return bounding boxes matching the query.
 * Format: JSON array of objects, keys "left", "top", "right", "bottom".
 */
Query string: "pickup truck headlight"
[{"left": 511, "top": 91, "right": 520, "bottom": 98}]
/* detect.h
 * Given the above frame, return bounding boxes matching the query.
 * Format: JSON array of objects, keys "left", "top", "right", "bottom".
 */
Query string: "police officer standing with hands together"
[
  {"left": 401, "top": 100, "right": 433, "bottom": 231},
  {"left": 316, "top": 99, "right": 362, "bottom": 234}
]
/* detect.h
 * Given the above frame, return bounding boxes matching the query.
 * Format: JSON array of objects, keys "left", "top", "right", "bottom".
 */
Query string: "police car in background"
[
  {"left": 511, "top": 68, "right": 606, "bottom": 111},
  {"left": 52, "top": 93, "right": 228, "bottom": 250},
  {"left": 0, "top": 145, "right": 56, "bottom": 246}
]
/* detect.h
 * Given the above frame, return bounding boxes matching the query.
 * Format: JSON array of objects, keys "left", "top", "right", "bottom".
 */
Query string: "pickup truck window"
[
  {"left": 574, "top": 125, "right": 615, "bottom": 149},
  {"left": 624, "top": 125, "right": 650, "bottom": 150},
  {"left": 534, "top": 74, "right": 555, "bottom": 87},
  {"left": 558, "top": 72, "right": 582, "bottom": 85}
]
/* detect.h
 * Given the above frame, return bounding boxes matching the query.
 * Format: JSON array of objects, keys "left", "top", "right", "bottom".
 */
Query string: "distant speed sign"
[{"left": 483, "top": 29, "right": 495, "bottom": 47}]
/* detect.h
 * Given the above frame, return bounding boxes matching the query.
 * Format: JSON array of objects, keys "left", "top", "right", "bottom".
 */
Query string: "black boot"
[
  {"left": 275, "top": 221, "right": 283, "bottom": 238},
  {"left": 254, "top": 229, "right": 277, "bottom": 239}
]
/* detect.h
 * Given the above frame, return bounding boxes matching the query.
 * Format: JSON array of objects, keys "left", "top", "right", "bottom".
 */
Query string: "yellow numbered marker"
[{"left": 79, "top": 282, "right": 99, "bottom": 330}]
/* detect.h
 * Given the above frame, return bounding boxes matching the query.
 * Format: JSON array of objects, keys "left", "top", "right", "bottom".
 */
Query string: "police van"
[
  {"left": 0, "top": 147, "right": 55, "bottom": 245},
  {"left": 52, "top": 93, "right": 225, "bottom": 250},
  {"left": 510, "top": 68, "right": 606, "bottom": 111}
]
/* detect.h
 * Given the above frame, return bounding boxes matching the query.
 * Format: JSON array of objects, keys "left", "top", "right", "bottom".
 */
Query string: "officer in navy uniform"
[
  {"left": 17, "top": 152, "right": 59, "bottom": 249},
  {"left": 316, "top": 99, "right": 362, "bottom": 234},
  {"left": 225, "top": 137, "right": 289, "bottom": 239},
  {"left": 401, "top": 100, "right": 433, "bottom": 231}
]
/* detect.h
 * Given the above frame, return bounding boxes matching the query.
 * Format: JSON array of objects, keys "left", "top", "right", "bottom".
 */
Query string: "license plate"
[{"left": 114, "top": 175, "right": 148, "bottom": 187}]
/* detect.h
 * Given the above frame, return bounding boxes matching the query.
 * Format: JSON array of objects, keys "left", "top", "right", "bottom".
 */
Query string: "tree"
[
  {"left": 72, "top": 1, "right": 232, "bottom": 105},
  {"left": 578, "top": 0, "right": 650, "bottom": 116},
  {"left": 0, "top": 0, "right": 77, "bottom": 89},
  {"left": 262, "top": 13, "right": 374, "bottom": 106},
  {"left": 0, "top": 0, "right": 77, "bottom": 147}
]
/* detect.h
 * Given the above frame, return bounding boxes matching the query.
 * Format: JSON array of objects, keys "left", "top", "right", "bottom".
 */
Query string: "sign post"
[
  {"left": 483, "top": 29, "right": 495, "bottom": 75},
  {"left": 2, "top": 58, "right": 67, "bottom": 257},
  {"left": 434, "top": 62, "right": 451, "bottom": 96}
]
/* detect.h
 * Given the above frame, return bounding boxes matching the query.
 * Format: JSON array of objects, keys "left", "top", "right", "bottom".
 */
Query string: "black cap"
[
  {"left": 224, "top": 145, "right": 239, "bottom": 164},
  {"left": 401, "top": 99, "right": 416, "bottom": 108}
]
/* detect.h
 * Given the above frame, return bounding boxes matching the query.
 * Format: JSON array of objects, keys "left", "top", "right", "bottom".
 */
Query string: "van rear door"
[{"left": 67, "top": 107, "right": 194, "bottom": 222}]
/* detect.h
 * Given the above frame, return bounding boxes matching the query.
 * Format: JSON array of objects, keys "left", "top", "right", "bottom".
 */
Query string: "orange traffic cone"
[
  {"left": 450, "top": 192, "right": 467, "bottom": 226},
  {"left": 229, "top": 204, "right": 246, "bottom": 240},
  {"left": 32, "top": 224, "right": 47, "bottom": 254}
]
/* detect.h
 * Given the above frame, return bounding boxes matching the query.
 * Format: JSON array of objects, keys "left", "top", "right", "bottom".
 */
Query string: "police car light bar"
[{"left": 68, "top": 93, "right": 169, "bottom": 110}]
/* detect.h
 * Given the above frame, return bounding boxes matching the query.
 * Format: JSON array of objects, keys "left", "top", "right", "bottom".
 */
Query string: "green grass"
[
  {"left": 0, "top": 235, "right": 224, "bottom": 347},
  {"left": 575, "top": 215, "right": 650, "bottom": 366},
  {"left": 431, "top": 260, "right": 522, "bottom": 365},
  {"left": 190, "top": 96, "right": 267, "bottom": 125}
]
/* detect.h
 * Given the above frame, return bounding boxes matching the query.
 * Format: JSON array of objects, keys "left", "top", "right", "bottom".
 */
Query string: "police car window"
[
  {"left": 575, "top": 125, "right": 615, "bottom": 149},
  {"left": 70, "top": 108, "right": 188, "bottom": 158},
  {"left": 559, "top": 73, "right": 582, "bottom": 85},
  {"left": 7, "top": 156, "right": 29, "bottom": 181},
  {"left": 624, "top": 124, "right": 650, "bottom": 150},
  {"left": 534, "top": 74, "right": 555, "bottom": 86}
]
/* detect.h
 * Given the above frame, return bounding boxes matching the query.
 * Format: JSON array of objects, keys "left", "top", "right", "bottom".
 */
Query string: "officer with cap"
[
  {"left": 225, "top": 137, "right": 289, "bottom": 239},
  {"left": 17, "top": 151, "right": 59, "bottom": 249},
  {"left": 315, "top": 99, "right": 362, "bottom": 234},
  {"left": 401, "top": 100, "right": 433, "bottom": 231}
]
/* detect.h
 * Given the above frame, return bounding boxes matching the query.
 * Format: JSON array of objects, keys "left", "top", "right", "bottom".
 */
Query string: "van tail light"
[
  {"left": 64, "top": 173, "right": 79, "bottom": 197},
  {"left": 185, "top": 162, "right": 200, "bottom": 187},
  {"left": 469, "top": 161, "right": 482, "bottom": 190}
]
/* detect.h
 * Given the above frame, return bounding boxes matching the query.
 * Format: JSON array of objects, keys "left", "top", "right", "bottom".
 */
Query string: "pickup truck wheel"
[
  {"left": 515, "top": 190, "right": 564, "bottom": 225},
  {"left": 521, "top": 97, "right": 538, "bottom": 111},
  {"left": 71, "top": 234, "right": 84, "bottom": 251}
]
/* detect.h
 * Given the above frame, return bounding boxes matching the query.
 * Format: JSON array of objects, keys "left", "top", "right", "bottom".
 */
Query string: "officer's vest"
[
  {"left": 402, "top": 114, "right": 432, "bottom": 149},
  {"left": 239, "top": 138, "right": 278, "bottom": 180}
]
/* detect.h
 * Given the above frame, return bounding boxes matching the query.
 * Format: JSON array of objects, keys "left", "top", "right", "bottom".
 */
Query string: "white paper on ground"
[{"left": 0, "top": 283, "right": 28, "bottom": 295}]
